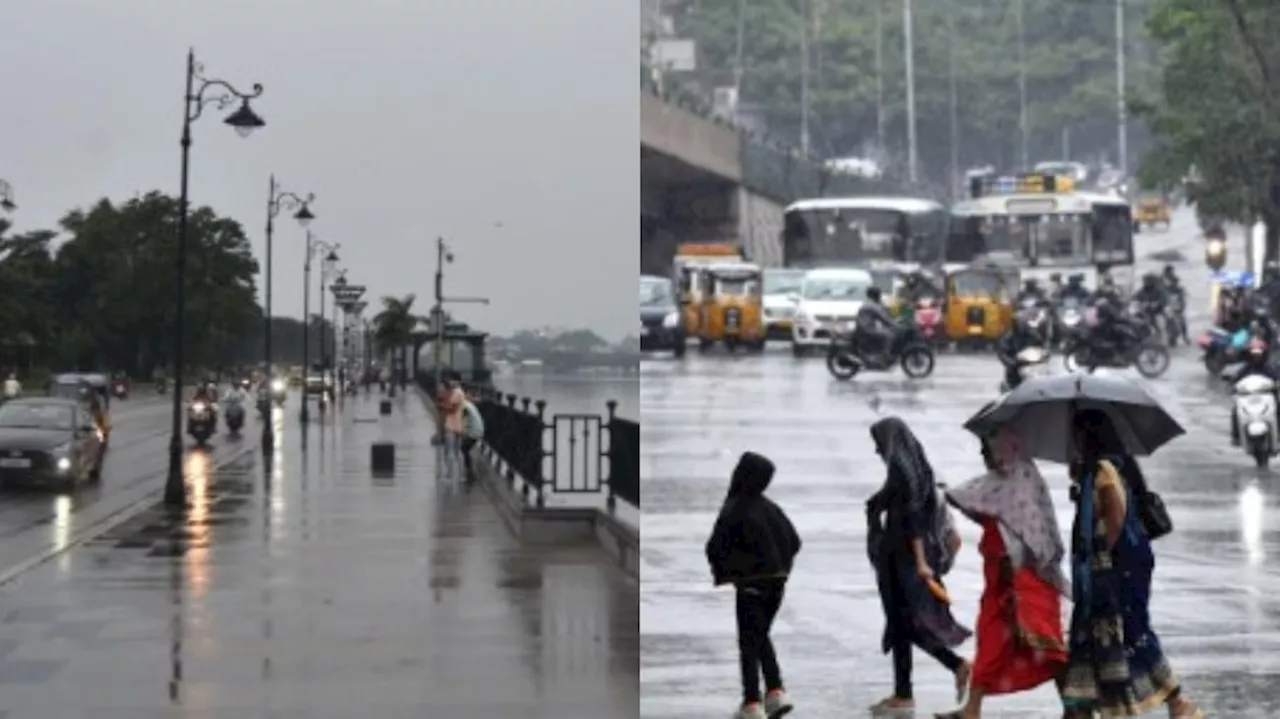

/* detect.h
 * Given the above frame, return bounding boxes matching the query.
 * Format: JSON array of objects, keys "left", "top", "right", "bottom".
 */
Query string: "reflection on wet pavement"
[
  {"left": 0, "top": 393, "right": 638, "bottom": 717},
  {"left": 640, "top": 213, "right": 1280, "bottom": 717}
]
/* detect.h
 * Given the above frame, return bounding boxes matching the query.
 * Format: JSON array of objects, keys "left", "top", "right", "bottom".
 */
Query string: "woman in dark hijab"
[
  {"left": 866, "top": 417, "right": 972, "bottom": 714},
  {"left": 1059, "top": 409, "right": 1202, "bottom": 718}
]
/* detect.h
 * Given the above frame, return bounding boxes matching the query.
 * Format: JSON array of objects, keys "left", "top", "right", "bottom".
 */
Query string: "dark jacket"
[{"left": 705, "top": 452, "right": 802, "bottom": 586}]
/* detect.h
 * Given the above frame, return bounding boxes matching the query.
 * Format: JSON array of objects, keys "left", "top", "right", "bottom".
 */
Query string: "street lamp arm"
[
  {"left": 269, "top": 189, "right": 314, "bottom": 218},
  {"left": 187, "top": 64, "right": 264, "bottom": 124},
  {"left": 309, "top": 238, "right": 339, "bottom": 257}
]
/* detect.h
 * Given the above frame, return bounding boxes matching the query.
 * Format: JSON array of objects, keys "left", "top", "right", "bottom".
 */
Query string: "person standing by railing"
[
  {"left": 438, "top": 374, "right": 466, "bottom": 481},
  {"left": 460, "top": 387, "right": 484, "bottom": 481}
]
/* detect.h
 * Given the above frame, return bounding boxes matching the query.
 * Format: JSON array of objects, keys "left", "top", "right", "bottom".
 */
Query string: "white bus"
[
  {"left": 948, "top": 173, "right": 1135, "bottom": 292},
  {"left": 780, "top": 197, "right": 949, "bottom": 270}
]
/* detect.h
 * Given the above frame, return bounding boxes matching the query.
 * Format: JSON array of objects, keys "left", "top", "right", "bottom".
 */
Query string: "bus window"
[
  {"left": 1091, "top": 205, "right": 1134, "bottom": 264},
  {"left": 1031, "top": 214, "right": 1091, "bottom": 266}
]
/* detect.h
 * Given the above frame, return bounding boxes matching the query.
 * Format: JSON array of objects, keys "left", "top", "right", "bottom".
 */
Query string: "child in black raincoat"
[
  {"left": 866, "top": 417, "right": 972, "bottom": 714},
  {"left": 706, "top": 451, "right": 802, "bottom": 719}
]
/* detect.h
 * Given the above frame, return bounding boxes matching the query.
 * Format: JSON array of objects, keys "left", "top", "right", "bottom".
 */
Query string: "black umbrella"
[{"left": 963, "top": 373, "right": 1185, "bottom": 464}]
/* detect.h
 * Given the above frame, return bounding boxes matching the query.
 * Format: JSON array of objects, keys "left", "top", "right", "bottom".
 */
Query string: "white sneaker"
[
  {"left": 764, "top": 690, "right": 794, "bottom": 717},
  {"left": 733, "top": 702, "right": 767, "bottom": 719}
]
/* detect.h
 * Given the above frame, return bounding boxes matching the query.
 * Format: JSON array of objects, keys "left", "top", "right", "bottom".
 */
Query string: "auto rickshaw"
[
  {"left": 696, "top": 262, "right": 766, "bottom": 352},
  {"left": 943, "top": 268, "right": 1013, "bottom": 348},
  {"left": 1133, "top": 191, "right": 1171, "bottom": 231},
  {"left": 677, "top": 262, "right": 710, "bottom": 336}
]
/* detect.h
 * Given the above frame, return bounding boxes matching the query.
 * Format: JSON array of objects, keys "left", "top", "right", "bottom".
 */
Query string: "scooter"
[
  {"left": 1234, "top": 371, "right": 1279, "bottom": 468},
  {"left": 224, "top": 399, "right": 245, "bottom": 435},
  {"left": 111, "top": 379, "right": 129, "bottom": 400},
  {"left": 999, "top": 345, "right": 1052, "bottom": 393},
  {"left": 269, "top": 378, "right": 287, "bottom": 407},
  {"left": 187, "top": 401, "right": 217, "bottom": 446}
]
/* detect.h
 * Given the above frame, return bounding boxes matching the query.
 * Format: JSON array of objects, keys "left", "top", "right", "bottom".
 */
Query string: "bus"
[
  {"left": 780, "top": 197, "right": 949, "bottom": 269},
  {"left": 948, "top": 173, "right": 1135, "bottom": 292}
]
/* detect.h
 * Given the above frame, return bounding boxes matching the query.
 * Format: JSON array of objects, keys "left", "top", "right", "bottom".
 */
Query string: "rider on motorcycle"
[
  {"left": 995, "top": 315, "right": 1042, "bottom": 391},
  {"left": 1092, "top": 294, "right": 1141, "bottom": 356},
  {"left": 1091, "top": 272, "right": 1124, "bottom": 307},
  {"left": 192, "top": 384, "right": 216, "bottom": 409},
  {"left": 854, "top": 287, "right": 897, "bottom": 357},
  {"left": 1132, "top": 273, "right": 1167, "bottom": 315},
  {"left": 1228, "top": 325, "right": 1280, "bottom": 446},
  {"left": 1015, "top": 279, "right": 1050, "bottom": 307},
  {"left": 1057, "top": 274, "right": 1091, "bottom": 305}
]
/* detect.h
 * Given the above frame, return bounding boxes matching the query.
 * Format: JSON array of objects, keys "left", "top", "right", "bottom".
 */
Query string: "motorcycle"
[
  {"left": 1055, "top": 296, "right": 1087, "bottom": 348},
  {"left": 155, "top": 379, "right": 167, "bottom": 395},
  {"left": 187, "top": 400, "right": 217, "bottom": 445},
  {"left": 1198, "top": 327, "right": 1251, "bottom": 375},
  {"left": 999, "top": 345, "right": 1052, "bottom": 393},
  {"left": 912, "top": 296, "right": 944, "bottom": 345},
  {"left": 827, "top": 322, "right": 936, "bottom": 381},
  {"left": 1234, "top": 369, "right": 1278, "bottom": 468},
  {"left": 1017, "top": 298, "right": 1055, "bottom": 346},
  {"left": 224, "top": 398, "right": 246, "bottom": 434},
  {"left": 1128, "top": 299, "right": 1165, "bottom": 344},
  {"left": 1062, "top": 323, "right": 1171, "bottom": 378},
  {"left": 269, "top": 378, "right": 287, "bottom": 407},
  {"left": 111, "top": 379, "right": 129, "bottom": 400}
]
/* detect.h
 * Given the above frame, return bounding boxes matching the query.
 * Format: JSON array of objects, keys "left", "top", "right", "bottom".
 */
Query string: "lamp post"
[
  {"left": 300, "top": 236, "right": 338, "bottom": 423},
  {"left": 262, "top": 177, "right": 314, "bottom": 452},
  {"left": 166, "top": 49, "right": 266, "bottom": 508},
  {"left": 0, "top": 180, "right": 16, "bottom": 213},
  {"left": 432, "top": 237, "right": 489, "bottom": 398}
]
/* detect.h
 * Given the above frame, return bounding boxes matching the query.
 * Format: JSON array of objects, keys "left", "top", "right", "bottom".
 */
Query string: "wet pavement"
[
  {"left": 640, "top": 210, "right": 1280, "bottom": 717},
  {"left": 0, "top": 391, "right": 638, "bottom": 718}
]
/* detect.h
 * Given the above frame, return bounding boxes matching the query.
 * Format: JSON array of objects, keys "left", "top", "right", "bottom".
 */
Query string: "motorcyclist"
[
  {"left": 1228, "top": 318, "right": 1280, "bottom": 445},
  {"left": 1132, "top": 273, "right": 1167, "bottom": 317},
  {"left": 1091, "top": 272, "right": 1123, "bottom": 307},
  {"left": 192, "top": 384, "right": 215, "bottom": 408},
  {"left": 1015, "top": 278, "right": 1049, "bottom": 307},
  {"left": 1091, "top": 293, "right": 1140, "bottom": 356},
  {"left": 80, "top": 382, "right": 107, "bottom": 431},
  {"left": 995, "top": 315, "right": 1042, "bottom": 391},
  {"left": 854, "top": 286, "right": 897, "bottom": 357},
  {"left": 1057, "top": 274, "right": 1091, "bottom": 305}
]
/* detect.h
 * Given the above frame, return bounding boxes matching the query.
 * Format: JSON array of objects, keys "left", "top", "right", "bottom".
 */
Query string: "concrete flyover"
[{"left": 640, "top": 80, "right": 910, "bottom": 276}]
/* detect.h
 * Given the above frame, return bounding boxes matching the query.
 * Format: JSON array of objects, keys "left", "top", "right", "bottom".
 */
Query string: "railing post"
[
  {"left": 605, "top": 399, "right": 618, "bottom": 513},
  {"left": 531, "top": 400, "right": 546, "bottom": 508}
]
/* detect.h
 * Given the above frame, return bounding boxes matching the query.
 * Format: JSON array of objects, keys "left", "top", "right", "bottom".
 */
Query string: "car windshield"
[
  {"left": 802, "top": 275, "right": 871, "bottom": 300},
  {"left": 763, "top": 271, "right": 805, "bottom": 295},
  {"left": 0, "top": 403, "right": 74, "bottom": 431},
  {"left": 639, "top": 279, "right": 674, "bottom": 306}
]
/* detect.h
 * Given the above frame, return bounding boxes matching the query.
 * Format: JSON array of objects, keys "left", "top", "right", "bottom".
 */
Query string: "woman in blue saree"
[{"left": 1061, "top": 409, "right": 1202, "bottom": 718}]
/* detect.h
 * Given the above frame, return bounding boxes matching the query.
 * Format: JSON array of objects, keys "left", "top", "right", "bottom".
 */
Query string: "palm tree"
[{"left": 372, "top": 294, "right": 425, "bottom": 382}]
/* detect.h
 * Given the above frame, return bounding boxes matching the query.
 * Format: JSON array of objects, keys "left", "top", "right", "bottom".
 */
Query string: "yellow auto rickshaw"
[
  {"left": 943, "top": 268, "right": 1013, "bottom": 347},
  {"left": 677, "top": 263, "right": 709, "bottom": 336},
  {"left": 1133, "top": 191, "right": 1170, "bottom": 231},
  {"left": 696, "top": 263, "right": 766, "bottom": 352}
]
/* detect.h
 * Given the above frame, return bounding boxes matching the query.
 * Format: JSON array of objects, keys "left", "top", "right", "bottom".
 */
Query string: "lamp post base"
[{"left": 164, "top": 435, "right": 186, "bottom": 507}]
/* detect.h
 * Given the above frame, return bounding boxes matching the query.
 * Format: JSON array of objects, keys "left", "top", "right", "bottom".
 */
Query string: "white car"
[
  {"left": 790, "top": 268, "right": 874, "bottom": 357},
  {"left": 763, "top": 268, "right": 807, "bottom": 341}
]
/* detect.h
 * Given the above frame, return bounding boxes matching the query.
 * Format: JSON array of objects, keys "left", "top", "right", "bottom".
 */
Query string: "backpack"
[{"left": 461, "top": 401, "right": 485, "bottom": 440}]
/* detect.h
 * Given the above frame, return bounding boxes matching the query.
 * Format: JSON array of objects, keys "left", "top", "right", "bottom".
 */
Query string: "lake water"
[{"left": 491, "top": 373, "right": 638, "bottom": 421}]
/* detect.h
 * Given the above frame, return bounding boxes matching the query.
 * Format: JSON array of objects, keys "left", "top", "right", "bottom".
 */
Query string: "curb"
[{"left": 0, "top": 440, "right": 262, "bottom": 589}]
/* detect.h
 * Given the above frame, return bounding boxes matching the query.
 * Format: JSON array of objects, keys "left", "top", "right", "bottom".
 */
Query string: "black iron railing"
[{"left": 416, "top": 374, "right": 638, "bottom": 511}]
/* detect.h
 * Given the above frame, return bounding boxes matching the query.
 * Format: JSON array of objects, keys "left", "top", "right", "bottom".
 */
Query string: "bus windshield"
[
  {"left": 1029, "top": 214, "right": 1090, "bottom": 267},
  {"left": 949, "top": 209, "right": 1130, "bottom": 267},
  {"left": 783, "top": 206, "right": 947, "bottom": 266}
]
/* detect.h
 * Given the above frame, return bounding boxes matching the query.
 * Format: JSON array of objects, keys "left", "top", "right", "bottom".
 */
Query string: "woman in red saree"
[{"left": 934, "top": 428, "right": 1068, "bottom": 719}]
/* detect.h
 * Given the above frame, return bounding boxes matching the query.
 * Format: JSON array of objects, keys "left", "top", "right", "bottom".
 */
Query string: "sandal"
[{"left": 870, "top": 696, "right": 915, "bottom": 716}]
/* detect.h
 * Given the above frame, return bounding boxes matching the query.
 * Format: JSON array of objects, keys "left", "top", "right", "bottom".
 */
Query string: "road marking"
[{"left": 0, "top": 441, "right": 261, "bottom": 589}]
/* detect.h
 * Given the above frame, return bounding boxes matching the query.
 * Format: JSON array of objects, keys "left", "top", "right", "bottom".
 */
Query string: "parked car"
[{"left": 639, "top": 275, "right": 685, "bottom": 357}]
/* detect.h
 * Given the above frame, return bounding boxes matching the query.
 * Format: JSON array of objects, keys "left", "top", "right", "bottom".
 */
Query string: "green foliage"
[
  {"left": 371, "top": 294, "right": 425, "bottom": 356},
  {"left": 0, "top": 192, "right": 271, "bottom": 375},
  {"left": 1133, "top": 0, "right": 1280, "bottom": 224},
  {"left": 681, "top": 0, "right": 1158, "bottom": 171}
]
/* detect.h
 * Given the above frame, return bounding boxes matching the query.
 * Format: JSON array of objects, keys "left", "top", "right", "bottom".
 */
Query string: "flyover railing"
[{"left": 416, "top": 374, "right": 638, "bottom": 513}]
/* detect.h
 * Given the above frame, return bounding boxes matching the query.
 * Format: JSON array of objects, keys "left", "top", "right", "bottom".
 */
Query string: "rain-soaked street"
[
  {"left": 0, "top": 390, "right": 638, "bottom": 718},
  {"left": 641, "top": 208, "right": 1280, "bottom": 717}
]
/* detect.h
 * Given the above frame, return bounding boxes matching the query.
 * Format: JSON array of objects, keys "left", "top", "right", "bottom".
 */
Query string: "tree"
[
  {"left": 1134, "top": 0, "right": 1280, "bottom": 250},
  {"left": 0, "top": 192, "right": 262, "bottom": 375},
  {"left": 372, "top": 294, "right": 425, "bottom": 376},
  {"left": 679, "top": 0, "right": 1159, "bottom": 175}
]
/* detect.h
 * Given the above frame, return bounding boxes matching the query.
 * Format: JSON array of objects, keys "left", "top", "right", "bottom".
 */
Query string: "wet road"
[
  {"left": 640, "top": 210, "right": 1280, "bottom": 717},
  {"left": 0, "top": 391, "right": 638, "bottom": 718},
  {"left": 0, "top": 392, "right": 260, "bottom": 583}
]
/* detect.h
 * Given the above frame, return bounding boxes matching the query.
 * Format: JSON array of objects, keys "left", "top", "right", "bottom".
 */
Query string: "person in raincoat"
[
  {"left": 866, "top": 417, "right": 972, "bottom": 714},
  {"left": 705, "top": 451, "right": 801, "bottom": 719},
  {"left": 934, "top": 427, "right": 1068, "bottom": 719},
  {"left": 1060, "top": 409, "right": 1203, "bottom": 718}
]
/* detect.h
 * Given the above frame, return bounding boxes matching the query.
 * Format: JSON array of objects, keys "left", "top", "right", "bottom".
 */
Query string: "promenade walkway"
[{"left": 0, "top": 391, "right": 638, "bottom": 718}]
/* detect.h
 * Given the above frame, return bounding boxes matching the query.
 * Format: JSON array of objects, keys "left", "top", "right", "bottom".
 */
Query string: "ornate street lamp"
[
  {"left": 166, "top": 49, "right": 266, "bottom": 508},
  {"left": 301, "top": 237, "right": 338, "bottom": 424},
  {"left": 262, "top": 178, "right": 315, "bottom": 452}
]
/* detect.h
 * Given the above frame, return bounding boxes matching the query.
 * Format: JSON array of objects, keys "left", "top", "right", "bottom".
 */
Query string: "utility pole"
[
  {"left": 947, "top": 5, "right": 959, "bottom": 201},
  {"left": 875, "top": 0, "right": 885, "bottom": 151},
  {"left": 732, "top": 0, "right": 746, "bottom": 118},
  {"left": 1115, "top": 0, "right": 1128, "bottom": 175},
  {"left": 799, "top": 0, "right": 811, "bottom": 155},
  {"left": 903, "top": 0, "right": 918, "bottom": 184},
  {"left": 1016, "top": 0, "right": 1029, "bottom": 169}
]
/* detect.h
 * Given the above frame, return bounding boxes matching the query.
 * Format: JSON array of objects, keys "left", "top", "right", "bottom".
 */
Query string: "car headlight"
[
  {"left": 191, "top": 402, "right": 207, "bottom": 413},
  {"left": 271, "top": 379, "right": 285, "bottom": 392},
  {"left": 662, "top": 311, "right": 679, "bottom": 329}
]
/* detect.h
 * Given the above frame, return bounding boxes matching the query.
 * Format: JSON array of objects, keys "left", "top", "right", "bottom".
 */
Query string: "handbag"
[{"left": 1109, "top": 456, "right": 1173, "bottom": 540}]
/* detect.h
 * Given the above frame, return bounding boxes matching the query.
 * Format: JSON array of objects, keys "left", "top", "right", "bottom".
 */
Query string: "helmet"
[
  {"left": 866, "top": 286, "right": 883, "bottom": 303},
  {"left": 1067, "top": 273, "right": 1084, "bottom": 285},
  {"left": 1049, "top": 272, "right": 1062, "bottom": 283},
  {"left": 1163, "top": 264, "right": 1176, "bottom": 277},
  {"left": 1142, "top": 273, "right": 1159, "bottom": 287},
  {"left": 1023, "top": 278, "right": 1039, "bottom": 289}
]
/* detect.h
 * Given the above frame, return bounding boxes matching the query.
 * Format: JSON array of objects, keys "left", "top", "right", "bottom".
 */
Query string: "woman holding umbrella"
[
  {"left": 933, "top": 427, "right": 1068, "bottom": 719},
  {"left": 1060, "top": 409, "right": 1202, "bottom": 718},
  {"left": 866, "top": 417, "right": 972, "bottom": 714}
]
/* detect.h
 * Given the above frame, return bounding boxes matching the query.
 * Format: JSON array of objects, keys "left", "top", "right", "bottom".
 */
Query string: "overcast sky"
[{"left": 5, "top": 0, "right": 638, "bottom": 340}]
